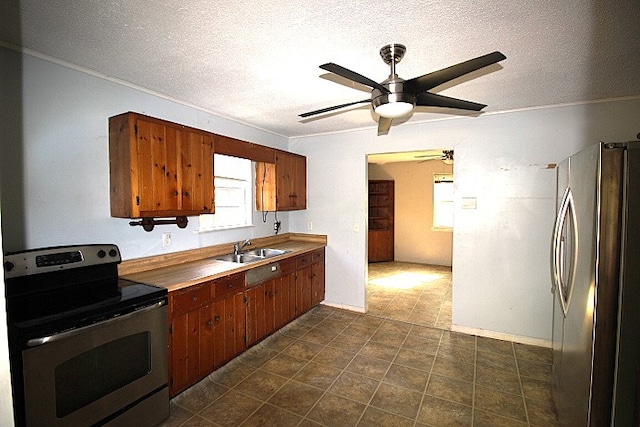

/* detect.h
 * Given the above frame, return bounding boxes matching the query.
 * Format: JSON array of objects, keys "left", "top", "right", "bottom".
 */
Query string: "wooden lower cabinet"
[
  {"left": 246, "top": 280, "right": 276, "bottom": 347},
  {"left": 169, "top": 307, "right": 201, "bottom": 394},
  {"left": 201, "top": 291, "right": 246, "bottom": 375},
  {"left": 168, "top": 272, "right": 245, "bottom": 396},
  {"left": 168, "top": 248, "right": 325, "bottom": 397},
  {"left": 311, "top": 250, "right": 325, "bottom": 306},
  {"left": 168, "top": 281, "right": 211, "bottom": 395}
]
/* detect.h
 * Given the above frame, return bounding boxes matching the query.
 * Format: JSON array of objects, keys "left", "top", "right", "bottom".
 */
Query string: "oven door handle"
[{"left": 26, "top": 300, "right": 166, "bottom": 348}]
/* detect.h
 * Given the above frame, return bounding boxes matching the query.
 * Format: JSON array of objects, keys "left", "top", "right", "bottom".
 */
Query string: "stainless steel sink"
[
  {"left": 216, "top": 253, "right": 263, "bottom": 263},
  {"left": 216, "top": 248, "right": 290, "bottom": 264},
  {"left": 244, "top": 248, "right": 289, "bottom": 258}
]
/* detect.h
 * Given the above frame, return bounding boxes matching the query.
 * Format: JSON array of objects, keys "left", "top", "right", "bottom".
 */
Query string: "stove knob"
[
  {"left": 108, "top": 249, "right": 118, "bottom": 258},
  {"left": 97, "top": 250, "right": 106, "bottom": 258},
  {"left": 3, "top": 261, "right": 14, "bottom": 272}
]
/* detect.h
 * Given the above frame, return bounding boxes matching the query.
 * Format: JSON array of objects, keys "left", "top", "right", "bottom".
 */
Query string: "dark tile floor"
[{"left": 159, "top": 304, "right": 558, "bottom": 426}]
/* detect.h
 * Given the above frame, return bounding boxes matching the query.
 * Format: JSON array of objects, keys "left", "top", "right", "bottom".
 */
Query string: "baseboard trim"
[
  {"left": 321, "top": 301, "right": 366, "bottom": 314},
  {"left": 451, "top": 324, "right": 551, "bottom": 348}
]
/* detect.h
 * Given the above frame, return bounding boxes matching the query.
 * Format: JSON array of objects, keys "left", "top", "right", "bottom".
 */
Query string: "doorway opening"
[{"left": 366, "top": 149, "right": 454, "bottom": 330}]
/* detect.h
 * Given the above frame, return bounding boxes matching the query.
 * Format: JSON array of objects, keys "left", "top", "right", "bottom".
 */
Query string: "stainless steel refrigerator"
[{"left": 551, "top": 141, "right": 640, "bottom": 426}]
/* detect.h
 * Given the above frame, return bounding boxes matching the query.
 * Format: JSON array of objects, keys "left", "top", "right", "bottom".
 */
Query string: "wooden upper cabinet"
[
  {"left": 109, "top": 112, "right": 214, "bottom": 218},
  {"left": 256, "top": 150, "right": 307, "bottom": 211}
]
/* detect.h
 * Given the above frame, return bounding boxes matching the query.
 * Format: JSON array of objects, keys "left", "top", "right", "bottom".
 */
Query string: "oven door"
[{"left": 21, "top": 301, "right": 168, "bottom": 427}]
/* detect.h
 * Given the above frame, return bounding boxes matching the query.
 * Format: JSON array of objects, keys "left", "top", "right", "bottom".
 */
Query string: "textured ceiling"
[{"left": 2, "top": 0, "right": 640, "bottom": 138}]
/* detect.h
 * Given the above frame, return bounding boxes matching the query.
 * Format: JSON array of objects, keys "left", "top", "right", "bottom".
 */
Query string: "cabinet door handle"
[
  {"left": 207, "top": 320, "right": 214, "bottom": 326},
  {"left": 184, "top": 191, "right": 190, "bottom": 197},
  {"left": 191, "top": 296, "right": 198, "bottom": 302},
  {"left": 228, "top": 283, "right": 234, "bottom": 288},
  {"left": 174, "top": 191, "right": 179, "bottom": 196},
  {"left": 214, "top": 316, "right": 221, "bottom": 322}
]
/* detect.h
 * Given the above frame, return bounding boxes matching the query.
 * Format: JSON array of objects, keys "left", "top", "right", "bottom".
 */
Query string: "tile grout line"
[
  {"left": 513, "top": 342, "right": 532, "bottom": 426},
  {"left": 412, "top": 325, "right": 443, "bottom": 427}
]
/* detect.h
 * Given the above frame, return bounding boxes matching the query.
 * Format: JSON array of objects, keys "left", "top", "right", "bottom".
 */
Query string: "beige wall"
[{"left": 368, "top": 159, "right": 453, "bottom": 266}]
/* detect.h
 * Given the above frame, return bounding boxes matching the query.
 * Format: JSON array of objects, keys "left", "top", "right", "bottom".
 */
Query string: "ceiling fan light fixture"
[
  {"left": 372, "top": 92, "right": 415, "bottom": 118},
  {"left": 374, "top": 101, "right": 414, "bottom": 118}
]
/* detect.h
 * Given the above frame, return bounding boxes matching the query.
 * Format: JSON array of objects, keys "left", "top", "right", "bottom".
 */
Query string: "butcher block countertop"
[{"left": 119, "top": 233, "right": 327, "bottom": 293}]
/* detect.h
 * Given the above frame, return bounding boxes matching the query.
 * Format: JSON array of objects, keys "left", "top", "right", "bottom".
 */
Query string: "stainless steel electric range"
[{"left": 3, "top": 244, "right": 169, "bottom": 427}]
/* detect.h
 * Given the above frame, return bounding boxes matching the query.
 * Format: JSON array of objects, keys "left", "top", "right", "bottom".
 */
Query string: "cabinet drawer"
[
  {"left": 280, "top": 257, "right": 297, "bottom": 275},
  {"left": 213, "top": 272, "right": 245, "bottom": 299},
  {"left": 296, "top": 253, "right": 312, "bottom": 269},
  {"left": 311, "top": 249, "right": 324, "bottom": 264},
  {"left": 171, "top": 283, "right": 211, "bottom": 316}
]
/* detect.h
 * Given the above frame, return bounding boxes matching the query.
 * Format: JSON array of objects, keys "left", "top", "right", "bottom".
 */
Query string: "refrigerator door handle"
[{"left": 551, "top": 187, "right": 574, "bottom": 317}]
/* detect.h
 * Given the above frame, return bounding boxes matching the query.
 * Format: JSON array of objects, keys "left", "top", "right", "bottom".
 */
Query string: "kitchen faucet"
[{"left": 233, "top": 238, "right": 252, "bottom": 255}]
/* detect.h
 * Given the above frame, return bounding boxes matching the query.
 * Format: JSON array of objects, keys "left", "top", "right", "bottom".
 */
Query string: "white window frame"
[
  {"left": 198, "top": 154, "right": 254, "bottom": 232},
  {"left": 433, "top": 173, "right": 454, "bottom": 231}
]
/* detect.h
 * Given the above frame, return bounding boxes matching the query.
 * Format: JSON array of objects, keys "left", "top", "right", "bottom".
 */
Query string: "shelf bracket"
[{"left": 129, "top": 216, "right": 188, "bottom": 232}]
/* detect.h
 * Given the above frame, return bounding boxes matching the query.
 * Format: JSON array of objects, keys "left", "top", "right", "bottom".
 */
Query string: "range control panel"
[{"left": 3, "top": 244, "right": 121, "bottom": 278}]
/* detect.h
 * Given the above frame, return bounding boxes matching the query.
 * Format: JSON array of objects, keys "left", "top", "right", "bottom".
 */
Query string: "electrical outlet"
[
  {"left": 307, "top": 221, "right": 313, "bottom": 230},
  {"left": 353, "top": 223, "right": 360, "bottom": 232},
  {"left": 162, "top": 232, "right": 172, "bottom": 247}
]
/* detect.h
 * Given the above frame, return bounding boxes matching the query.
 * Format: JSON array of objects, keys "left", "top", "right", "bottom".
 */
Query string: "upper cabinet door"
[
  {"left": 109, "top": 112, "right": 215, "bottom": 218},
  {"left": 275, "top": 151, "right": 307, "bottom": 211},
  {"left": 180, "top": 131, "right": 214, "bottom": 213},
  {"left": 256, "top": 150, "right": 307, "bottom": 212},
  {"left": 134, "top": 118, "right": 179, "bottom": 214}
]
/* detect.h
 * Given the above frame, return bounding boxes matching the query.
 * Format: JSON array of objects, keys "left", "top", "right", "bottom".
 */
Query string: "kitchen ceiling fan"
[{"left": 299, "top": 44, "right": 506, "bottom": 135}]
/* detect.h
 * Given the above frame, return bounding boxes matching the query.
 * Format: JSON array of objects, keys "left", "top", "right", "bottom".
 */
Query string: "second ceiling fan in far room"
[
  {"left": 415, "top": 150, "right": 454, "bottom": 164},
  {"left": 299, "top": 44, "right": 506, "bottom": 135}
]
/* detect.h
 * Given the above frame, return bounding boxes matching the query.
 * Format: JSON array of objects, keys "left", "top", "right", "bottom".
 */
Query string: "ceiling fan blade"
[
  {"left": 299, "top": 99, "right": 370, "bottom": 118},
  {"left": 405, "top": 51, "right": 506, "bottom": 95},
  {"left": 320, "top": 63, "right": 390, "bottom": 94},
  {"left": 414, "top": 154, "right": 443, "bottom": 159},
  {"left": 416, "top": 92, "right": 486, "bottom": 111},
  {"left": 377, "top": 117, "right": 392, "bottom": 135}
]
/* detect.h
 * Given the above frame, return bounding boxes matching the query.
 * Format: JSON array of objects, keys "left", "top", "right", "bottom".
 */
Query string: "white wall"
[
  {"left": 369, "top": 160, "right": 454, "bottom": 266},
  {"left": 0, "top": 215, "right": 15, "bottom": 426},
  {"left": 290, "top": 97, "right": 640, "bottom": 341},
  {"left": 1, "top": 47, "right": 289, "bottom": 259}
]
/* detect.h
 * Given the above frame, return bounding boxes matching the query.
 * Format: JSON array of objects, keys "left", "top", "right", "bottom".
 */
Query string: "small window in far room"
[
  {"left": 433, "top": 173, "right": 454, "bottom": 230},
  {"left": 198, "top": 154, "right": 253, "bottom": 231}
]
